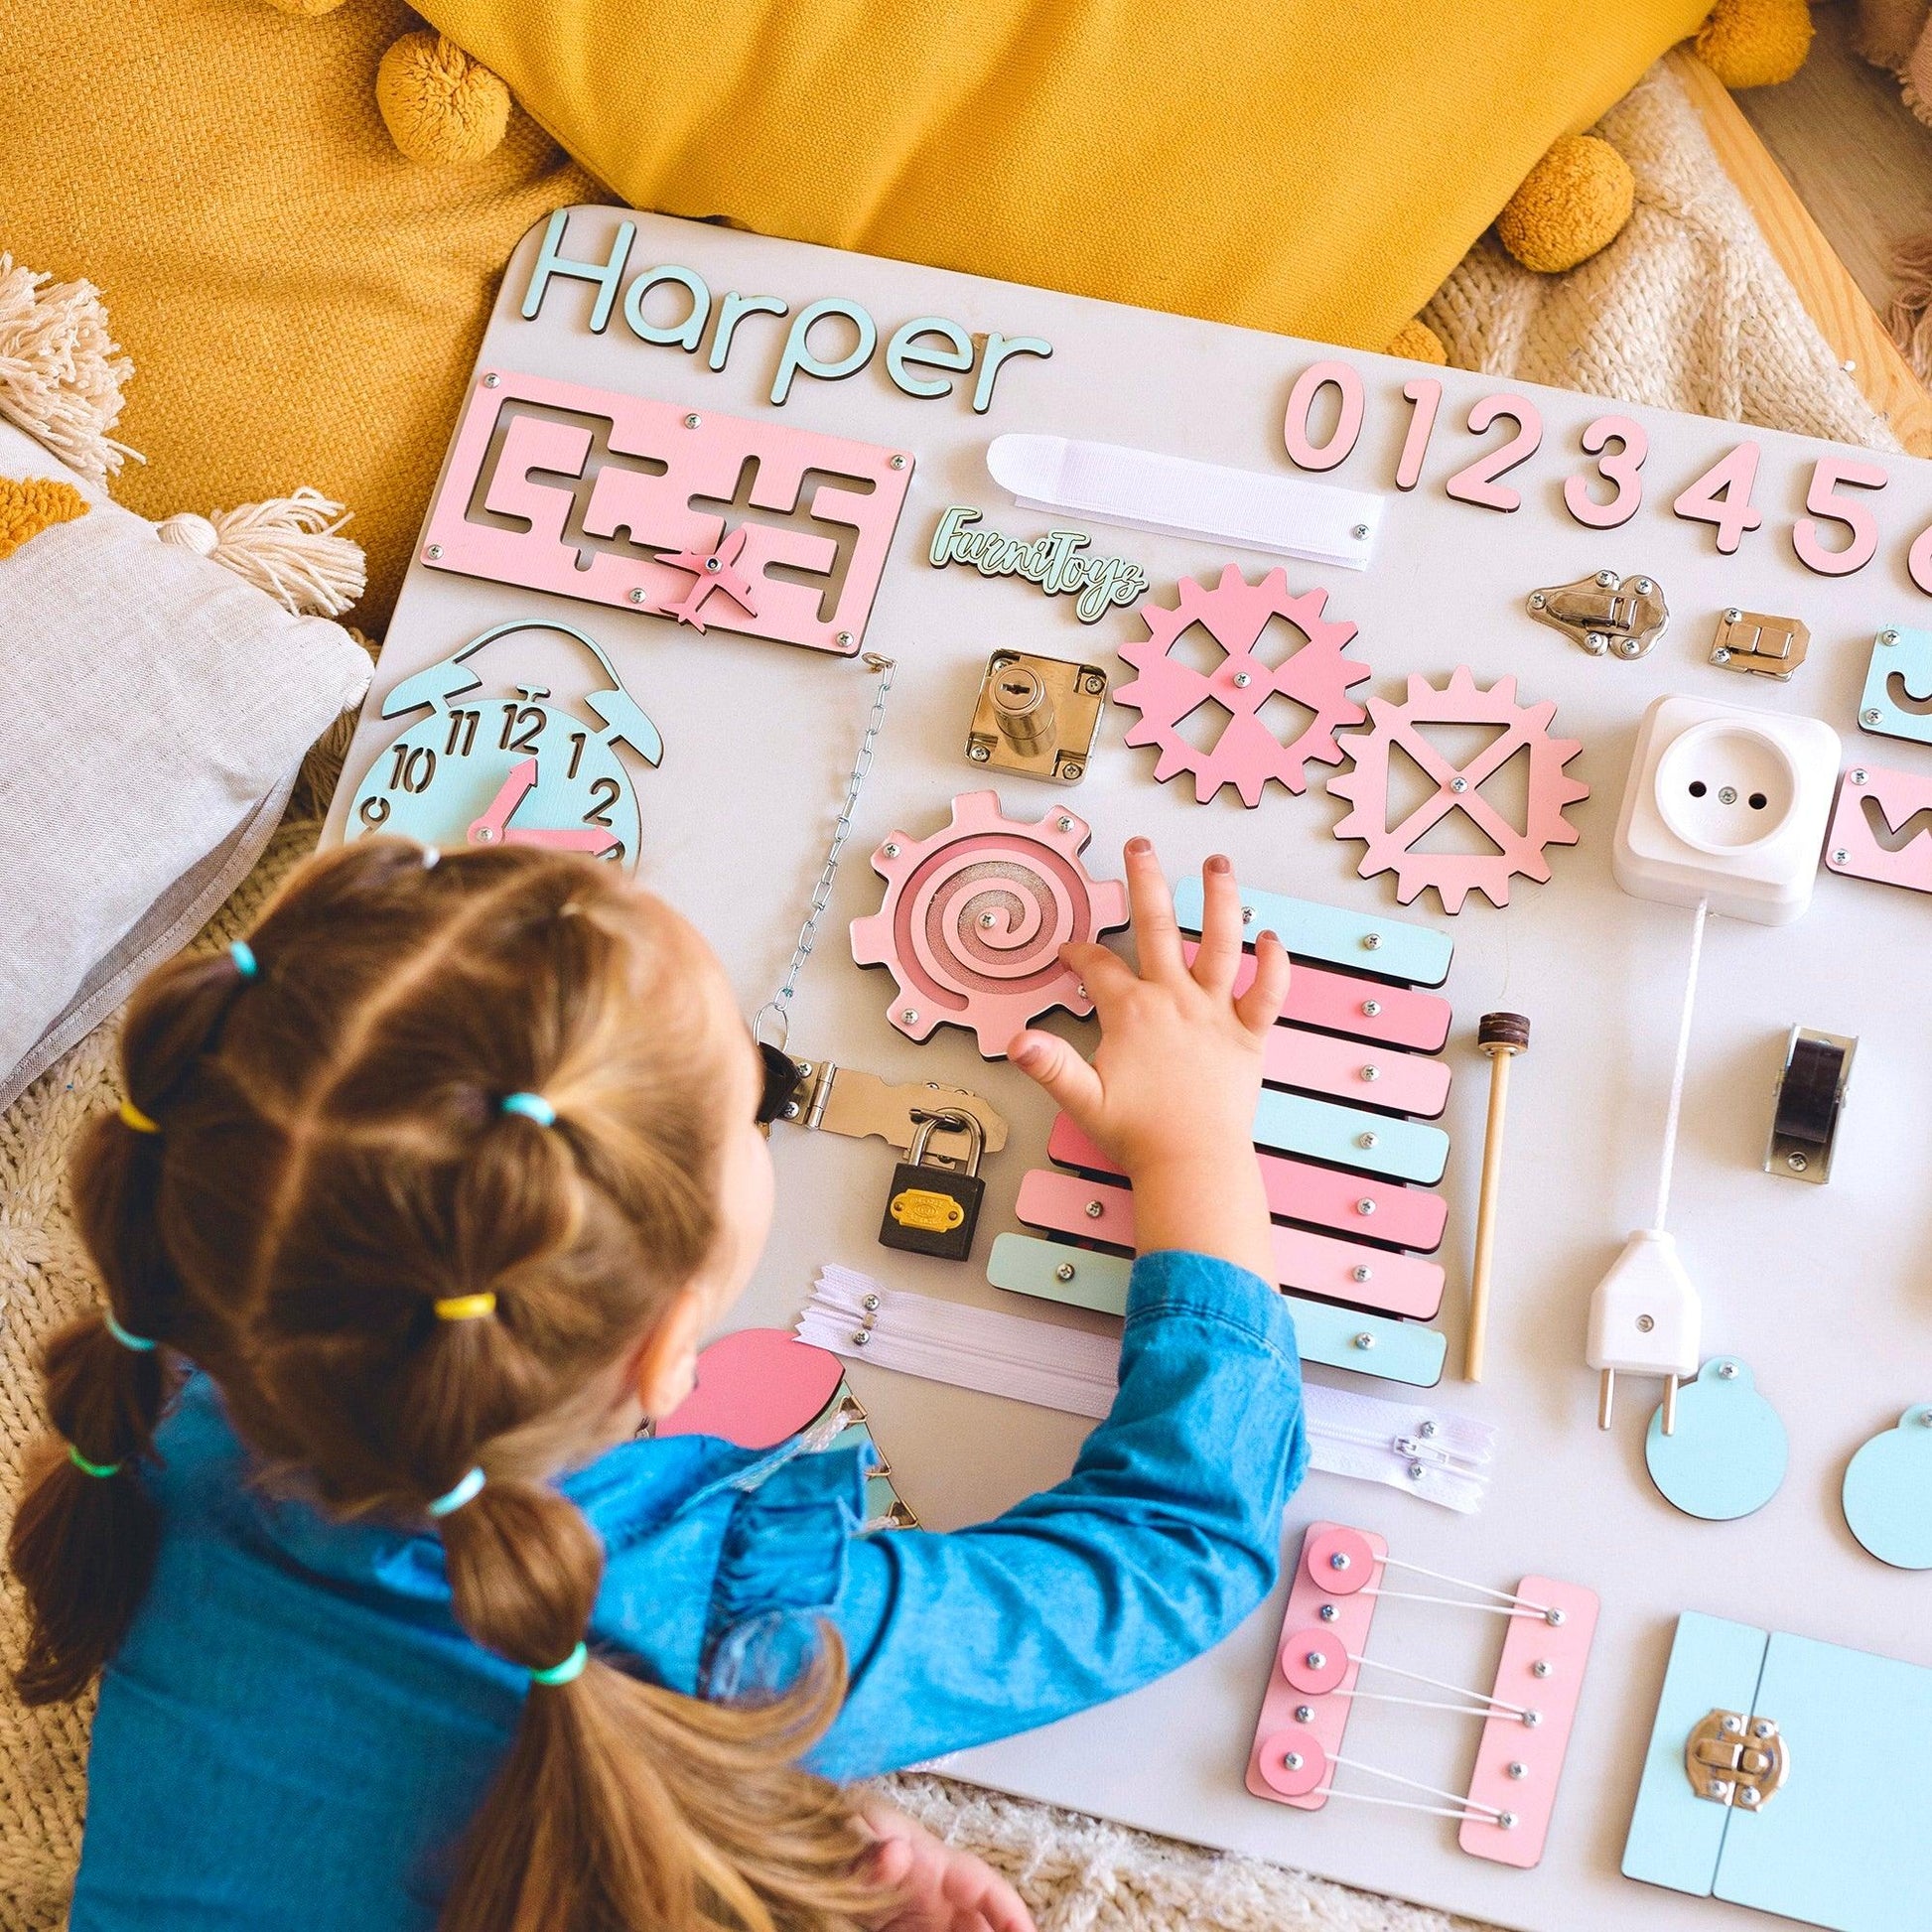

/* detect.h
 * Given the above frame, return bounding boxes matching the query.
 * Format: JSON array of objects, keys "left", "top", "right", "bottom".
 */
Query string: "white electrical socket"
[{"left": 1613, "top": 694, "right": 1841, "bottom": 924}]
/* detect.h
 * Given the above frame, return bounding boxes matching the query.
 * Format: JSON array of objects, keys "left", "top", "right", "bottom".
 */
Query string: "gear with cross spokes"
[
  {"left": 1326, "top": 667, "right": 1589, "bottom": 913},
  {"left": 1114, "top": 565, "right": 1370, "bottom": 807}
]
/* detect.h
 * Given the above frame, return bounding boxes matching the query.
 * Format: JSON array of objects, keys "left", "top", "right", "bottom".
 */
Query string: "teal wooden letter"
[
  {"left": 972, "top": 333, "right": 1052, "bottom": 414},
  {"left": 621, "top": 265, "right": 710, "bottom": 348},
  {"left": 708, "top": 291, "right": 790, "bottom": 372},
  {"left": 888, "top": 317, "right": 975, "bottom": 399},
  {"left": 771, "top": 298, "right": 879, "bottom": 405},
  {"left": 520, "top": 210, "right": 636, "bottom": 335}
]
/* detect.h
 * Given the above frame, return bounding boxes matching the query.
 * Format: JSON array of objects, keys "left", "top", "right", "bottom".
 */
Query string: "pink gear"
[
  {"left": 1327, "top": 667, "right": 1589, "bottom": 913},
  {"left": 1115, "top": 564, "right": 1370, "bottom": 807},
  {"left": 850, "top": 790, "right": 1130, "bottom": 1057}
]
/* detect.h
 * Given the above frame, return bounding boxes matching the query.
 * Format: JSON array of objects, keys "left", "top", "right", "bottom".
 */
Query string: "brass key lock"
[{"left": 879, "top": 1110, "right": 986, "bottom": 1262}]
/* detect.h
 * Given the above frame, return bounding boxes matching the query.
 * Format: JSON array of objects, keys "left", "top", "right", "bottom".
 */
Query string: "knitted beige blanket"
[{"left": 0, "top": 59, "right": 1895, "bottom": 1932}]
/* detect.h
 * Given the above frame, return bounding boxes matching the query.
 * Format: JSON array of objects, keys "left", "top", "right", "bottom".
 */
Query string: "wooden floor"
[{"left": 1669, "top": 30, "right": 1932, "bottom": 455}]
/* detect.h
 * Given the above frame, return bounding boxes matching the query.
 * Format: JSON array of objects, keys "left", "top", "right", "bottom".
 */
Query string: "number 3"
[{"left": 1564, "top": 415, "right": 1646, "bottom": 529}]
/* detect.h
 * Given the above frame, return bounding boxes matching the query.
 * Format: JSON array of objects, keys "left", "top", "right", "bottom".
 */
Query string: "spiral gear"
[
  {"left": 1115, "top": 565, "right": 1370, "bottom": 807},
  {"left": 1327, "top": 667, "right": 1588, "bottom": 913},
  {"left": 850, "top": 790, "right": 1130, "bottom": 1057}
]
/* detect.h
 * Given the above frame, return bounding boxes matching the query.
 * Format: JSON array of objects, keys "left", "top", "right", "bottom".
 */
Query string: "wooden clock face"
[{"left": 345, "top": 695, "right": 641, "bottom": 868}]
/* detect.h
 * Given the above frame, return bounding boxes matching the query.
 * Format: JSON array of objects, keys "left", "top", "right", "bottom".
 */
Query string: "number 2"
[
  {"left": 1445, "top": 394, "right": 1542, "bottom": 511},
  {"left": 583, "top": 777, "right": 621, "bottom": 827}
]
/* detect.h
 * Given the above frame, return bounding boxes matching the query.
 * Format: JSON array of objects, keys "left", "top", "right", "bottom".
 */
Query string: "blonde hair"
[{"left": 10, "top": 839, "right": 880, "bottom": 1932}]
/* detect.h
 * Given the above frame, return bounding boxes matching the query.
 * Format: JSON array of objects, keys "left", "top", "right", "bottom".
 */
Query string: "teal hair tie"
[
  {"left": 529, "top": 1642, "right": 588, "bottom": 1688},
  {"left": 500, "top": 1092, "right": 556, "bottom": 1127},
  {"left": 427, "top": 1466, "right": 485, "bottom": 1518},
  {"left": 103, "top": 1310, "right": 158, "bottom": 1354},
  {"left": 228, "top": 940, "right": 258, "bottom": 981},
  {"left": 68, "top": 1445, "right": 122, "bottom": 1479}
]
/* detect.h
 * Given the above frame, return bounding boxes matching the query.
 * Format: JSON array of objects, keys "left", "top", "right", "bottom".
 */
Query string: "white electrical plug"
[
  {"left": 1613, "top": 694, "right": 1840, "bottom": 924},
  {"left": 1587, "top": 1230, "right": 1702, "bottom": 1434}
]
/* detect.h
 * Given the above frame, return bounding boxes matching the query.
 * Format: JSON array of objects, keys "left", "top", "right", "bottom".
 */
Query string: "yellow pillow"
[
  {"left": 419, "top": 0, "right": 1707, "bottom": 354},
  {"left": 2, "top": 0, "right": 601, "bottom": 631}
]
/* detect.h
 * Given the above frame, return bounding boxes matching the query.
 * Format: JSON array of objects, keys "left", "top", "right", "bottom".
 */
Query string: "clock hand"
[
  {"left": 469, "top": 758, "right": 539, "bottom": 845},
  {"left": 500, "top": 825, "right": 621, "bottom": 855}
]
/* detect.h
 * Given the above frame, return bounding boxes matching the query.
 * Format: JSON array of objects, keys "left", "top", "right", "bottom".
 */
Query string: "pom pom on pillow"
[{"left": 375, "top": 29, "right": 511, "bottom": 164}]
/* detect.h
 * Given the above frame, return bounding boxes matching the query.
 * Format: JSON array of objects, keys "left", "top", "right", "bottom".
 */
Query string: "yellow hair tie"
[
  {"left": 118, "top": 1098, "right": 160, "bottom": 1135},
  {"left": 433, "top": 1292, "right": 497, "bottom": 1322}
]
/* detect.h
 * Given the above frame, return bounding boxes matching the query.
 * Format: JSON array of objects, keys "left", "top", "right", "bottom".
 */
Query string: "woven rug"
[{"left": 0, "top": 54, "right": 1899, "bottom": 1932}]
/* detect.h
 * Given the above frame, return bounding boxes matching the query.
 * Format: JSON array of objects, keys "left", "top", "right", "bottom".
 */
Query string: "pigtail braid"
[
  {"left": 438, "top": 1484, "right": 877, "bottom": 1932},
  {"left": 10, "top": 946, "right": 250, "bottom": 1703}
]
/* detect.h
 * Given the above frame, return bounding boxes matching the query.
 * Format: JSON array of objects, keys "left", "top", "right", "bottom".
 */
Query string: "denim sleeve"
[{"left": 792, "top": 1250, "right": 1308, "bottom": 1777}]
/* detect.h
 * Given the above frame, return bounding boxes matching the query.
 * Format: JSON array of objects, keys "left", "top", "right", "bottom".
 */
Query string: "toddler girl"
[{"left": 11, "top": 832, "right": 1307, "bottom": 1932}]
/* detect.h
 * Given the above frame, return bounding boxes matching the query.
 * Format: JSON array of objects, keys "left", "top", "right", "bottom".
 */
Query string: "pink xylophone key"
[
  {"left": 1047, "top": 1115, "right": 1448, "bottom": 1253},
  {"left": 1016, "top": 1170, "right": 1446, "bottom": 1319},
  {"left": 1261, "top": 1026, "right": 1450, "bottom": 1118},
  {"left": 1181, "top": 940, "right": 1451, "bottom": 1051}
]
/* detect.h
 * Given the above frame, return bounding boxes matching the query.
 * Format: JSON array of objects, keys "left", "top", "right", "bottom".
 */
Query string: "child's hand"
[
  {"left": 1010, "top": 841, "right": 1289, "bottom": 1284},
  {"left": 858, "top": 1799, "right": 1035, "bottom": 1932}
]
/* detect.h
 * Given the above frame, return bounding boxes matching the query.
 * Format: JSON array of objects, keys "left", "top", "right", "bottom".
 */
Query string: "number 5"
[{"left": 1792, "top": 456, "right": 1886, "bottom": 577}]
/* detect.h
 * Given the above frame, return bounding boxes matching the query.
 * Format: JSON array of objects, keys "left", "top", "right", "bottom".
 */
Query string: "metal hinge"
[
  {"left": 1687, "top": 1709, "right": 1788, "bottom": 1811},
  {"left": 779, "top": 1055, "right": 1007, "bottom": 1170}
]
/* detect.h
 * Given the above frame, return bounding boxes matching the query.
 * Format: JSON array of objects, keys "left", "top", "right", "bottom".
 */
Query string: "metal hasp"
[
  {"left": 966, "top": 650, "right": 1107, "bottom": 783},
  {"left": 1687, "top": 1709, "right": 1788, "bottom": 1811},
  {"left": 1526, "top": 570, "right": 1668, "bottom": 658},
  {"left": 1710, "top": 608, "right": 1810, "bottom": 680},
  {"left": 1765, "top": 1026, "right": 1856, "bottom": 1184}
]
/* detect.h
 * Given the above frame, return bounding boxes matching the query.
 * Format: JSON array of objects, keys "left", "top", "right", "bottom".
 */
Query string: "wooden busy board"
[{"left": 323, "top": 207, "right": 1932, "bottom": 1932}]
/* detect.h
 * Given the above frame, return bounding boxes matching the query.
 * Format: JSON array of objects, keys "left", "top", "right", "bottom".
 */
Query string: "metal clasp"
[
  {"left": 1687, "top": 1709, "right": 1788, "bottom": 1811},
  {"left": 1526, "top": 571, "right": 1669, "bottom": 659}
]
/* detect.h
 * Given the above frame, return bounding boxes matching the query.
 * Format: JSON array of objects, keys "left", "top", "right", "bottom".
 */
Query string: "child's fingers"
[
  {"left": 1234, "top": 929, "right": 1292, "bottom": 1035},
  {"left": 1059, "top": 939, "right": 1136, "bottom": 1016},
  {"left": 1188, "top": 854, "right": 1242, "bottom": 993},
  {"left": 1121, "top": 838, "right": 1185, "bottom": 983},
  {"left": 1009, "top": 1029, "right": 1105, "bottom": 1122}
]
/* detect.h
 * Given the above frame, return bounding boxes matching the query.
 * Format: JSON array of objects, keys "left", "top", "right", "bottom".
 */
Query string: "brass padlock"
[{"left": 879, "top": 1110, "right": 986, "bottom": 1262}]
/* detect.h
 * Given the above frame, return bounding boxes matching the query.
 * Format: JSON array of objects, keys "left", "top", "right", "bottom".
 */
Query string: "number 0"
[{"left": 1282, "top": 359, "right": 1365, "bottom": 473}]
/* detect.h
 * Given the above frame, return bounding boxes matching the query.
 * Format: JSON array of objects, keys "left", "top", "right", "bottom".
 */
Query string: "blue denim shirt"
[{"left": 71, "top": 1251, "right": 1307, "bottom": 1929}]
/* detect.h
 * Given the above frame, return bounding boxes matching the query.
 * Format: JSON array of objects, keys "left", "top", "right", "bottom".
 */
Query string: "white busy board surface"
[{"left": 324, "top": 208, "right": 1932, "bottom": 1932}]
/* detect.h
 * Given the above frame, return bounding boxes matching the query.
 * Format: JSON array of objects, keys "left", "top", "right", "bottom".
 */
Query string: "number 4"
[{"left": 1672, "top": 442, "right": 1763, "bottom": 553}]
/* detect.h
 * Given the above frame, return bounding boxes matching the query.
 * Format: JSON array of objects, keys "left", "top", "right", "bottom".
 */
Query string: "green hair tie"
[
  {"left": 529, "top": 1641, "right": 588, "bottom": 1688},
  {"left": 68, "top": 1445, "right": 123, "bottom": 1479}
]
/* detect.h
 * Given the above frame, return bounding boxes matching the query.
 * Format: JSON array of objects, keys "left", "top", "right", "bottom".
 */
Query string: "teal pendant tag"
[
  {"left": 1645, "top": 1358, "right": 1787, "bottom": 1522},
  {"left": 1842, "top": 1405, "right": 1932, "bottom": 1569}
]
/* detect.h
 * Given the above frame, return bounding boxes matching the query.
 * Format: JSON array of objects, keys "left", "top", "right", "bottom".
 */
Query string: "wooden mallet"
[{"left": 1465, "top": 1012, "right": 1530, "bottom": 1382}]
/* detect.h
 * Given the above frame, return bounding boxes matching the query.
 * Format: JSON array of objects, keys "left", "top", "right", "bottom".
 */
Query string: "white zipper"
[{"left": 799, "top": 1267, "right": 1497, "bottom": 1513}]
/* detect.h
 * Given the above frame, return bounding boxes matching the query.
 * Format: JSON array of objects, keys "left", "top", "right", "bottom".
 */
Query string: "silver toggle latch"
[
  {"left": 1687, "top": 1709, "right": 1788, "bottom": 1811},
  {"left": 1527, "top": 570, "right": 1669, "bottom": 659}
]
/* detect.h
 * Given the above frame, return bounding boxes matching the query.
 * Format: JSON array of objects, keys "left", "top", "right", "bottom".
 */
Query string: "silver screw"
[
  {"left": 1863, "top": 707, "right": 1883, "bottom": 726},
  {"left": 781, "top": 1102, "right": 800, "bottom": 1119},
  {"left": 1615, "top": 637, "right": 1642, "bottom": 658},
  {"left": 1354, "top": 1331, "right": 1375, "bottom": 1350},
  {"left": 1546, "top": 1608, "right": 1566, "bottom": 1627},
  {"left": 1329, "top": 1551, "right": 1350, "bottom": 1571},
  {"left": 1305, "top": 1651, "right": 1326, "bottom": 1671},
  {"left": 1362, "top": 933, "right": 1382, "bottom": 951},
  {"left": 837, "top": 631, "right": 854, "bottom": 648},
  {"left": 1357, "top": 1132, "right": 1379, "bottom": 1151},
  {"left": 884, "top": 842, "right": 900, "bottom": 857},
  {"left": 1507, "top": 1762, "right": 1528, "bottom": 1780},
  {"left": 1725, "top": 608, "right": 1742, "bottom": 622},
  {"left": 1787, "top": 1152, "right": 1809, "bottom": 1173},
  {"left": 705, "top": 556, "right": 722, "bottom": 573},
  {"left": 1408, "top": 1462, "right": 1425, "bottom": 1479},
  {"left": 1529, "top": 593, "right": 1547, "bottom": 610},
  {"left": 1719, "top": 1361, "right": 1738, "bottom": 1379},
  {"left": 890, "top": 454, "right": 907, "bottom": 470},
  {"left": 1739, "top": 1787, "right": 1760, "bottom": 1808},
  {"left": 482, "top": 371, "right": 500, "bottom": 388},
  {"left": 1880, "top": 628, "right": 1899, "bottom": 645},
  {"left": 683, "top": 413, "right": 701, "bottom": 428},
  {"left": 979, "top": 910, "right": 998, "bottom": 928},
  {"left": 1450, "top": 776, "right": 1468, "bottom": 793},
  {"left": 968, "top": 743, "right": 991, "bottom": 761},
  {"left": 1713, "top": 648, "right": 1734, "bottom": 663},
  {"left": 1719, "top": 785, "right": 1738, "bottom": 805},
  {"left": 425, "top": 544, "right": 443, "bottom": 560},
  {"left": 852, "top": 1329, "right": 871, "bottom": 1346},
  {"left": 1233, "top": 671, "right": 1252, "bottom": 688},
  {"left": 1831, "top": 849, "right": 1849, "bottom": 867},
  {"left": 1351, "top": 523, "right": 1369, "bottom": 540},
  {"left": 1919, "top": 1410, "right": 1932, "bottom": 1428},
  {"left": 1085, "top": 1199, "right": 1105, "bottom": 1220},
  {"left": 1295, "top": 1705, "right": 1314, "bottom": 1724},
  {"left": 1752, "top": 1721, "right": 1775, "bottom": 1739},
  {"left": 1498, "top": 1813, "right": 1518, "bottom": 1831},
  {"left": 1585, "top": 631, "right": 1608, "bottom": 654},
  {"left": 1061, "top": 761, "right": 1084, "bottom": 780},
  {"left": 1055, "top": 815, "right": 1074, "bottom": 833},
  {"left": 1709, "top": 1778, "right": 1730, "bottom": 1800},
  {"left": 1284, "top": 1751, "right": 1305, "bottom": 1772},
  {"left": 1532, "top": 1660, "right": 1552, "bottom": 1679},
  {"left": 1362, "top": 999, "right": 1382, "bottom": 1017},
  {"left": 1852, "top": 768, "right": 1868, "bottom": 785},
  {"left": 1082, "top": 673, "right": 1107, "bottom": 695},
  {"left": 1523, "top": 1709, "right": 1543, "bottom": 1727},
  {"left": 1352, "top": 1265, "right": 1373, "bottom": 1284},
  {"left": 1357, "top": 1198, "right": 1376, "bottom": 1216},
  {"left": 1420, "top": 1420, "right": 1439, "bottom": 1438},
  {"left": 629, "top": 588, "right": 647, "bottom": 604},
  {"left": 1055, "top": 1262, "right": 1076, "bottom": 1282},
  {"left": 1634, "top": 579, "right": 1653, "bottom": 594},
  {"left": 900, "top": 1008, "right": 918, "bottom": 1025},
  {"left": 1723, "top": 1716, "right": 1744, "bottom": 1735},
  {"left": 1319, "top": 1602, "right": 1339, "bottom": 1621},
  {"left": 863, "top": 1294, "right": 881, "bottom": 1311},
  {"left": 1360, "top": 1064, "right": 1380, "bottom": 1082},
  {"left": 1636, "top": 1313, "right": 1655, "bottom": 1331},
  {"left": 1242, "top": 906, "right": 1256, "bottom": 925},
  {"left": 1596, "top": 571, "right": 1617, "bottom": 587}
]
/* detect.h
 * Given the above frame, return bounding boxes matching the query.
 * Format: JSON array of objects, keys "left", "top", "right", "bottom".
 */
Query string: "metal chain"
[{"left": 755, "top": 652, "right": 897, "bottom": 1049}]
